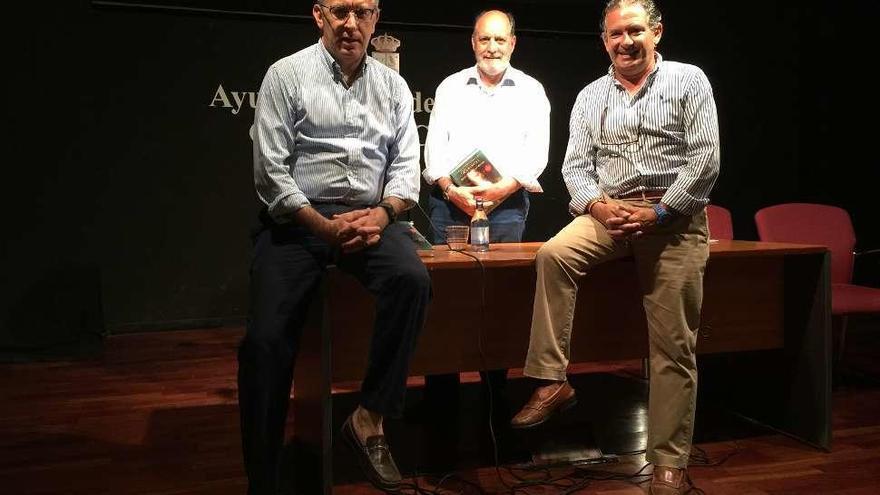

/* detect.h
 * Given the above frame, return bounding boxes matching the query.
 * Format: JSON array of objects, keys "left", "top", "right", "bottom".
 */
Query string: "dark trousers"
[
  {"left": 237, "top": 205, "right": 431, "bottom": 494},
  {"left": 425, "top": 188, "right": 526, "bottom": 462}
]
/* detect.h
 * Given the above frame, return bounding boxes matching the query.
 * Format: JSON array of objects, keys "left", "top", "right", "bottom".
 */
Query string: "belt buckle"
[
  {"left": 617, "top": 190, "right": 645, "bottom": 201},
  {"left": 642, "top": 191, "right": 662, "bottom": 202}
]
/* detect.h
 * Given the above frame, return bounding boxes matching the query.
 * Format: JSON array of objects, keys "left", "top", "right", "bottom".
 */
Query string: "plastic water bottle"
[{"left": 470, "top": 197, "right": 490, "bottom": 252}]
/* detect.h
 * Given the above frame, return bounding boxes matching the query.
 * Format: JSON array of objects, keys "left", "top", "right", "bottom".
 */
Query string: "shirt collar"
[
  {"left": 606, "top": 52, "right": 663, "bottom": 82},
  {"left": 316, "top": 39, "right": 369, "bottom": 79},
  {"left": 465, "top": 65, "right": 518, "bottom": 89}
]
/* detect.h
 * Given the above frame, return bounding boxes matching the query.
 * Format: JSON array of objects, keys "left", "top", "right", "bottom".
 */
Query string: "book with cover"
[
  {"left": 400, "top": 221, "right": 435, "bottom": 256},
  {"left": 448, "top": 149, "right": 506, "bottom": 213}
]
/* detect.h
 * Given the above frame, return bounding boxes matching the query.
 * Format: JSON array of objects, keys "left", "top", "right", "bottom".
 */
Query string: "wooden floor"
[{"left": 1, "top": 320, "right": 879, "bottom": 494}]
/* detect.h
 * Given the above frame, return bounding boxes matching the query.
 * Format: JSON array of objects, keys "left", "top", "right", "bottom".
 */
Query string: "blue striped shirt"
[
  {"left": 562, "top": 54, "right": 720, "bottom": 216},
  {"left": 253, "top": 41, "right": 421, "bottom": 222}
]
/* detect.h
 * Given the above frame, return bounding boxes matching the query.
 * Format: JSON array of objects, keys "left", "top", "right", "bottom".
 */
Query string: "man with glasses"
[
  {"left": 510, "top": 1, "right": 719, "bottom": 494},
  {"left": 241, "top": 1, "right": 430, "bottom": 493}
]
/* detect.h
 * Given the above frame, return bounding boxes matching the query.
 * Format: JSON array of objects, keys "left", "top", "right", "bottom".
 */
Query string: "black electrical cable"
[{"left": 403, "top": 202, "right": 737, "bottom": 494}]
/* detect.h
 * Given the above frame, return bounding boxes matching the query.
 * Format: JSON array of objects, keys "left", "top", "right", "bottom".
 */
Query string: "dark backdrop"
[{"left": 2, "top": 1, "right": 877, "bottom": 347}]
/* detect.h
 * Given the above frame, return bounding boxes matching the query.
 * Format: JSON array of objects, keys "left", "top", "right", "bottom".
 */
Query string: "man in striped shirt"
[
  {"left": 239, "top": 1, "right": 430, "bottom": 493},
  {"left": 510, "top": 1, "right": 719, "bottom": 494}
]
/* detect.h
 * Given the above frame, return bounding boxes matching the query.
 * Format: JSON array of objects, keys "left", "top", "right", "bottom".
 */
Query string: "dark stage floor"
[{"left": 2, "top": 316, "right": 879, "bottom": 494}]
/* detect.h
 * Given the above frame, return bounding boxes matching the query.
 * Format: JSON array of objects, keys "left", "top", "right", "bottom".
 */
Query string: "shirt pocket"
[{"left": 647, "top": 93, "right": 685, "bottom": 137}]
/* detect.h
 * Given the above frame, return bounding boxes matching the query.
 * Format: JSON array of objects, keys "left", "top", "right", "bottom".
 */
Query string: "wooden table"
[{"left": 292, "top": 240, "right": 831, "bottom": 493}]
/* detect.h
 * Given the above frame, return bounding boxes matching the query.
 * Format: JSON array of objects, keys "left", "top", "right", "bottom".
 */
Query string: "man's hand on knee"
[
  {"left": 593, "top": 202, "right": 636, "bottom": 241},
  {"left": 314, "top": 209, "right": 380, "bottom": 252}
]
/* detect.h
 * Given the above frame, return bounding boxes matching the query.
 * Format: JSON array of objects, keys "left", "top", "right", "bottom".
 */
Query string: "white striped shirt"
[
  {"left": 253, "top": 41, "right": 421, "bottom": 222},
  {"left": 423, "top": 65, "right": 550, "bottom": 192},
  {"left": 562, "top": 54, "right": 720, "bottom": 216}
]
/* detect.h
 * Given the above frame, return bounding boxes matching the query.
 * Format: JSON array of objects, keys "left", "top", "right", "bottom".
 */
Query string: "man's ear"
[
  {"left": 653, "top": 22, "right": 663, "bottom": 44},
  {"left": 312, "top": 3, "right": 324, "bottom": 30}
]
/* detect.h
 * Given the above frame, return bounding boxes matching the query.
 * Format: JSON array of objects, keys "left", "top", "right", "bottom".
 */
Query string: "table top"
[{"left": 418, "top": 240, "right": 828, "bottom": 270}]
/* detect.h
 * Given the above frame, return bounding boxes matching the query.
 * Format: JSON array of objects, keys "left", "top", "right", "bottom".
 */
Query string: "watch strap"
[
  {"left": 442, "top": 183, "right": 454, "bottom": 200},
  {"left": 378, "top": 201, "right": 397, "bottom": 223},
  {"left": 652, "top": 203, "right": 670, "bottom": 225}
]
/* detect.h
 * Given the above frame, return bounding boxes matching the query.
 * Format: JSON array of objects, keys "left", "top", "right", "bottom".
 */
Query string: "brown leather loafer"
[
  {"left": 341, "top": 414, "right": 402, "bottom": 491},
  {"left": 510, "top": 381, "right": 577, "bottom": 429},
  {"left": 649, "top": 465, "right": 692, "bottom": 494}
]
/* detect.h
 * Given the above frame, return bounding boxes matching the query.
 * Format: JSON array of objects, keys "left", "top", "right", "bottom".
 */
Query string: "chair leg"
[
  {"left": 838, "top": 315, "right": 849, "bottom": 365},
  {"left": 831, "top": 316, "right": 844, "bottom": 387},
  {"left": 832, "top": 315, "right": 879, "bottom": 386}
]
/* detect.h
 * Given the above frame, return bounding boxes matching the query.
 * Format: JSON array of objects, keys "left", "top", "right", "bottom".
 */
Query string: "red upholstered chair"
[
  {"left": 706, "top": 204, "right": 734, "bottom": 240},
  {"left": 754, "top": 203, "right": 880, "bottom": 365}
]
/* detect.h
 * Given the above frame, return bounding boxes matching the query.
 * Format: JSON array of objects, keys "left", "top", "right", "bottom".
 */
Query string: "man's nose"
[{"left": 342, "top": 11, "right": 358, "bottom": 27}]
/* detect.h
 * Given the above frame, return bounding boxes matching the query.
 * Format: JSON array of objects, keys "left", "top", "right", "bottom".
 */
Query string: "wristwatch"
[
  {"left": 652, "top": 203, "right": 672, "bottom": 225},
  {"left": 586, "top": 196, "right": 606, "bottom": 216},
  {"left": 377, "top": 201, "right": 397, "bottom": 223},
  {"left": 442, "top": 183, "right": 454, "bottom": 200}
]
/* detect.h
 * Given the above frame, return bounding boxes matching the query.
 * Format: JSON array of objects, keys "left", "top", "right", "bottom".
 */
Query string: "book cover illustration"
[{"left": 448, "top": 149, "right": 506, "bottom": 213}]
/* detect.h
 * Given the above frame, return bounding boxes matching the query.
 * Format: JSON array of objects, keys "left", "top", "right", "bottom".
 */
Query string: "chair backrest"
[
  {"left": 754, "top": 203, "right": 856, "bottom": 284},
  {"left": 706, "top": 204, "right": 734, "bottom": 240}
]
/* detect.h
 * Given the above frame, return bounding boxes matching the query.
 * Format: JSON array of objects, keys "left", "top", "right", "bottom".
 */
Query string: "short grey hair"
[
  {"left": 474, "top": 10, "right": 516, "bottom": 37},
  {"left": 313, "top": 0, "right": 381, "bottom": 5},
  {"left": 600, "top": 0, "right": 662, "bottom": 33}
]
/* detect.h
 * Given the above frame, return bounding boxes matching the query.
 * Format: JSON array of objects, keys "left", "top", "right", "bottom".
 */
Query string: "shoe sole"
[
  {"left": 510, "top": 396, "right": 578, "bottom": 430},
  {"left": 340, "top": 417, "right": 402, "bottom": 492}
]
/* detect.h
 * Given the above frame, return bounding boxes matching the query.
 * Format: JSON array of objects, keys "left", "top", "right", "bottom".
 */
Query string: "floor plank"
[{"left": 1, "top": 320, "right": 878, "bottom": 494}]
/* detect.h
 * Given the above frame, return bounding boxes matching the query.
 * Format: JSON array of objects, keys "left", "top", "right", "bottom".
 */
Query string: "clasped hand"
[
  {"left": 594, "top": 202, "right": 659, "bottom": 241},
  {"left": 320, "top": 208, "right": 387, "bottom": 253},
  {"left": 447, "top": 185, "right": 495, "bottom": 217},
  {"left": 448, "top": 177, "right": 519, "bottom": 216}
]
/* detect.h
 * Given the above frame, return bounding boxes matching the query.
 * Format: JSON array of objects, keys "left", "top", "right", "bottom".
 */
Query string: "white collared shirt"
[{"left": 423, "top": 65, "right": 550, "bottom": 192}]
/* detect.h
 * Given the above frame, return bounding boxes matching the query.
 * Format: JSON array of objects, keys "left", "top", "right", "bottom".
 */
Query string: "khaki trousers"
[{"left": 523, "top": 202, "right": 709, "bottom": 468}]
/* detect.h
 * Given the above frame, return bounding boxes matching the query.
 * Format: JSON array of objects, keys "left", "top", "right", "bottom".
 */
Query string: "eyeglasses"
[
  {"left": 317, "top": 3, "right": 378, "bottom": 22},
  {"left": 599, "top": 84, "right": 641, "bottom": 149},
  {"left": 599, "top": 105, "right": 641, "bottom": 147}
]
